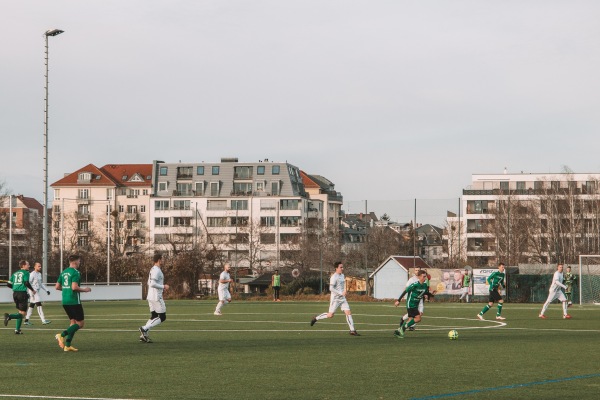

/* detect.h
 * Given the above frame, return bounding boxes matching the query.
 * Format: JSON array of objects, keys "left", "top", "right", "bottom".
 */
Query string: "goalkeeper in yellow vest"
[
  {"left": 3, "top": 260, "right": 35, "bottom": 334},
  {"left": 271, "top": 270, "right": 281, "bottom": 302},
  {"left": 477, "top": 262, "right": 506, "bottom": 321}
]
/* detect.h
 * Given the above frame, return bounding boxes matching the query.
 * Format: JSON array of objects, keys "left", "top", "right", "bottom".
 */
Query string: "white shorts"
[
  {"left": 461, "top": 287, "right": 469, "bottom": 295},
  {"left": 27, "top": 290, "right": 42, "bottom": 303},
  {"left": 218, "top": 288, "right": 231, "bottom": 302},
  {"left": 148, "top": 298, "right": 166, "bottom": 314},
  {"left": 545, "top": 290, "right": 567, "bottom": 303},
  {"left": 328, "top": 296, "right": 350, "bottom": 314}
]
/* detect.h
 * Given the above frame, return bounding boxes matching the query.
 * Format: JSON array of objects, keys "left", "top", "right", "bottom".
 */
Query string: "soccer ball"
[{"left": 448, "top": 330, "right": 459, "bottom": 340}]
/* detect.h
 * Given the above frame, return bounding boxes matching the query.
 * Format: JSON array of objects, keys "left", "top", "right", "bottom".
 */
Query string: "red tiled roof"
[
  {"left": 51, "top": 163, "right": 152, "bottom": 187},
  {"left": 300, "top": 171, "right": 320, "bottom": 189},
  {"left": 101, "top": 164, "right": 152, "bottom": 187},
  {"left": 17, "top": 195, "right": 43, "bottom": 214}
]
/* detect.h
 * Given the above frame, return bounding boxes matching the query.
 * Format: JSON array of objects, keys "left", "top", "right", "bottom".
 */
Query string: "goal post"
[{"left": 578, "top": 255, "right": 600, "bottom": 305}]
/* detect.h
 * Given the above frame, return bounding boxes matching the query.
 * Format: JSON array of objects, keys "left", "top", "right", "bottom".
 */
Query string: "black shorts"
[
  {"left": 407, "top": 307, "right": 420, "bottom": 318},
  {"left": 13, "top": 291, "right": 29, "bottom": 312},
  {"left": 488, "top": 289, "right": 502, "bottom": 303},
  {"left": 63, "top": 304, "right": 85, "bottom": 322}
]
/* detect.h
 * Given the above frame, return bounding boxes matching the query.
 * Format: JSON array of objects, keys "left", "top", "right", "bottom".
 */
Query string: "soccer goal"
[{"left": 578, "top": 255, "right": 600, "bottom": 305}]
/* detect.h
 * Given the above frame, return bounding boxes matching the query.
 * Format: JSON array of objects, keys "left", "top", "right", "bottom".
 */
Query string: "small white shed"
[{"left": 370, "top": 256, "right": 431, "bottom": 300}]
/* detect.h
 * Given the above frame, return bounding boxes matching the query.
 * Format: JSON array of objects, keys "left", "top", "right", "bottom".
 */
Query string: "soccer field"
[{"left": 2, "top": 300, "right": 600, "bottom": 400}]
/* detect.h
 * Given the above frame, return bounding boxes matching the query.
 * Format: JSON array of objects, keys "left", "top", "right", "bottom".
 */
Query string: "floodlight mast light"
[{"left": 42, "top": 28, "right": 64, "bottom": 285}]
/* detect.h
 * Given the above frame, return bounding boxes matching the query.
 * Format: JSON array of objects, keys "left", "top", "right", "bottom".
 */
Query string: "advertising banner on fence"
[
  {"left": 429, "top": 269, "right": 470, "bottom": 295},
  {"left": 473, "top": 268, "right": 506, "bottom": 296}
]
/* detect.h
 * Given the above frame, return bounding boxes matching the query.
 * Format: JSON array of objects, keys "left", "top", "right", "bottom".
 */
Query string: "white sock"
[
  {"left": 25, "top": 307, "right": 33, "bottom": 320},
  {"left": 562, "top": 301, "right": 568, "bottom": 316},
  {"left": 402, "top": 313, "right": 408, "bottom": 321},
  {"left": 540, "top": 302, "right": 550, "bottom": 315},
  {"left": 346, "top": 315, "right": 355, "bottom": 331},
  {"left": 215, "top": 301, "right": 225, "bottom": 313},
  {"left": 315, "top": 313, "right": 328, "bottom": 321},
  {"left": 144, "top": 317, "right": 162, "bottom": 331},
  {"left": 37, "top": 306, "right": 46, "bottom": 321}
]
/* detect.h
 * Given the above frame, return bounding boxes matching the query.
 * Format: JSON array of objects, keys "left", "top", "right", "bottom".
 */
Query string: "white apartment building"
[
  {"left": 150, "top": 158, "right": 341, "bottom": 271},
  {"left": 446, "top": 171, "right": 600, "bottom": 266},
  {"left": 51, "top": 164, "right": 152, "bottom": 255}
]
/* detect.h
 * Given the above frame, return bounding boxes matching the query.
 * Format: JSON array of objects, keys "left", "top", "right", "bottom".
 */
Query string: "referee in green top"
[
  {"left": 272, "top": 270, "right": 281, "bottom": 302},
  {"left": 3, "top": 260, "right": 35, "bottom": 334}
]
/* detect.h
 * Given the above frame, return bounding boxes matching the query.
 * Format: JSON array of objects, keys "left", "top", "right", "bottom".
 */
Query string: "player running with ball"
[{"left": 394, "top": 270, "right": 429, "bottom": 338}]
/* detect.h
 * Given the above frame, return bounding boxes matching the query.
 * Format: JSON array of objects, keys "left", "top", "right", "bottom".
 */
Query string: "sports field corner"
[{"left": 2, "top": 300, "right": 600, "bottom": 400}]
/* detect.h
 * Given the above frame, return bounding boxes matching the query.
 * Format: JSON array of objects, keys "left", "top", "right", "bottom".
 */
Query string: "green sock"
[
  {"left": 15, "top": 314, "right": 23, "bottom": 331},
  {"left": 406, "top": 319, "right": 416, "bottom": 329},
  {"left": 497, "top": 303, "right": 503, "bottom": 316},
  {"left": 65, "top": 324, "right": 80, "bottom": 346},
  {"left": 480, "top": 305, "right": 491, "bottom": 315},
  {"left": 9, "top": 313, "right": 21, "bottom": 319}
]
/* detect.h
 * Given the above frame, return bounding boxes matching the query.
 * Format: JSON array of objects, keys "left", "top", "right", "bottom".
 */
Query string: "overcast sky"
[{"left": 2, "top": 1, "right": 600, "bottom": 223}]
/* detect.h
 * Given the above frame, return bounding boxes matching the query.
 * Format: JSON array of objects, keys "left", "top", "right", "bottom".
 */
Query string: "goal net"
[{"left": 578, "top": 255, "right": 600, "bottom": 305}]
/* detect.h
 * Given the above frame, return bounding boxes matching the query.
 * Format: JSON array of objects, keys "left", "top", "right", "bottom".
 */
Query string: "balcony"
[
  {"left": 125, "top": 213, "right": 139, "bottom": 220},
  {"left": 76, "top": 197, "right": 90, "bottom": 204},
  {"left": 77, "top": 229, "right": 89, "bottom": 235},
  {"left": 176, "top": 173, "right": 193, "bottom": 180},
  {"left": 172, "top": 190, "right": 193, "bottom": 197},
  {"left": 77, "top": 213, "right": 91, "bottom": 220}
]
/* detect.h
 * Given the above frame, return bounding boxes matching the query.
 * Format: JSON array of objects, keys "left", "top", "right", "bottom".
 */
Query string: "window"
[
  {"left": 534, "top": 181, "right": 544, "bottom": 190},
  {"left": 256, "top": 181, "right": 264, "bottom": 192},
  {"left": 260, "top": 233, "right": 275, "bottom": 244},
  {"left": 207, "top": 200, "right": 227, "bottom": 210},
  {"left": 280, "top": 233, "right": 300, "bottom": 244},
  {"left": 78, "top": 189, "right": 89, "bottom": 199},
  {"left": 155, "top": 200, "right": 169, "bottom": 210},
  {"left": 234, "top": 166, "right": 253, "bottom": 179},
  {"left": 106, "top": 189, "right": 113, "bottom": 200},
  {"left": 142, "top": 189, "right": 148, "bottom": 195},
  {"left": 177, "top": 166, "right": 193, "bottom": 179},
  {"left": 158, "top": 182, "right": 168, "bottom": 192},
  {"left": 176, "top": 183, "right": 192, "bottom": 196},
  {"left": 155, "top": 217, "right": 169, "bottom": 227},
  {"left": 78, "top": 172, "right": 91, "bottom": 181},
  {"left": 78, "top": 204, "right": 89, "bottom": 215},
  {"left": 54, "top": 189, "right": 60, "bottom": 200},
  {"left": 280, "top": 199, "right": 299, "bottom": 210},
  {"left": 140, "top": 205, "right": 146, "bottom": 213},
  {"left": 207, "top": 217, "right": 227, "bottom": 227},
  {"left": 499, "top": 182, "right": 509, "bottom": 192},
  {"left": 195, "top": 182, "right": 204, "bottom": 195},
  {"left": 230, "top": 233, "right": 249, "bottom": 244},
  {"left": 128, "top": 189, "right": 139, "bottom": 198},
  {"left": 551, "top": 181, "right": 560, "bottom": 190},
  {"left": 197, "top": 166, "right": 205, "bottom": 175},
  {"left": 173, "top": 200, "right": 190, "bottom": 210},
  {"left": 271, "top": 181, "right": 280, "bottom": 195},
  {"left": 233, "top": 182, "right": 252, "bottom": 194},
  {"left": 280, "top": 216, "right": 300, "bottom": 227},
  {"left": 77, "top": 236, "right": 89, "bottom": 247},
  {"left": 516, "top": 181, "right": 525, "bottom": 190},
  {"left": 154, "top": 234, "right": 169, "bottom": 244},
  {"left": 159, "top": 166, "right": 168, "bottom": 176},
  {"left": 210, "top": 182, "right": 220, "bottom": 197},
  {"left": 272, "top": 165, "right": 280, "bottom": 175},
  {"left": 230, "top": 217, "right": 248, "bottom": 226},
  {"left": 53, "top": 205, "right": 61, "bottom": 213},
  {"left": 173, "top": 217, "right": 191, "bottom": 227},
  {"left": 77, "top": 221, "right": 88, "bottom": 232},
  {"left": 260, "top": 216, "right": 276, "bottom": 227},
  {"left": 118, "top": 205, "right": 124, "bottom": 213},
  {"left": 127, "top": 205, "right": 137, "bottom": 213},
  {"left": 257, "top": 165, "right": 265, "bottom": 175},
  {"left": 231, "top": 200, "right": 248, "bottom": 210},
  {"left": 212, "top": 166, "right": 220, "bottom": 175}
]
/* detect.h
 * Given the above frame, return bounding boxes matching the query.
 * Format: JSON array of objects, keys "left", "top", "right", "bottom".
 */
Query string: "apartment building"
[
  {"left": 300, "top": 172, "right": 343, "bottom": 230},
  {"left": 0, "top": 195, "right": 44, "bottom": 273},
  {"left": 50, "top": 164, "right": 152, "bottom": 255},
  {"left": 150, "top": 158, "right": 332, "bottom": 270},
  {"left": 446, "top": 172, "right": 600, "bottom": 266}
]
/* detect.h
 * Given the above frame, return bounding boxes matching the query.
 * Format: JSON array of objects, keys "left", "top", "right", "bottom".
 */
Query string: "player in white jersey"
[
  {"left": 539, "top": 264, "right": 571, "bottom": 319},
  {"left": 310, "top": 262, "right": 359, "bottom": 336},
  {"left": 214, "top": 263, "right": 233, "bottom": 315},
  {"left": 139, "top": 254, "right": 169, "bottom": 342},
  {"left": 24, "top": 262, "right": 51, "bottom": 325}
]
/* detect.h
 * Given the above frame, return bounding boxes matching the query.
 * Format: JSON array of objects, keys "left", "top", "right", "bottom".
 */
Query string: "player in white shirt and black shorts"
[
  {"left": 214, "top": 263, "right": 233, "bottom": 315},
  {"left": 139, "top": 254, "right": 169, "bottom": 343},
  {"left": 310, "top": 262, "right": 359, "bottom": 336},
  {"left": 539, "top": 263, "right": 571, "bottom": 319},
  {"left": 24, "top": 262, "right": 51, "bottom": 325}
]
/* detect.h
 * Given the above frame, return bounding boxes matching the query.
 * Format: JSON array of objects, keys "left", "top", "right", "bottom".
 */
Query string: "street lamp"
[{"left": 43, "top": 28, "right": 64, "bottom": 285}]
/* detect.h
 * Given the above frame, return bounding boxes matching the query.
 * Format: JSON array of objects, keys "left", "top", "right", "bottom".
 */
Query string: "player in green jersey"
[
  {"left": 477, "top": 262, "right": 506, "bottom": 321},
  {"left": 393, "top": 270, "right": 429, "bottom": 338},
  {"left": 563, "top": 266, "right": 577, "bottom": 306},
  {"left": 54, "top": 254, "right": 92, "bottom": 352},
  {"left": 459, "top": 269, "right": 471, "bottom": 303},
  {"left": 3, "top": 260, "right": 35, "bottom": 334}
]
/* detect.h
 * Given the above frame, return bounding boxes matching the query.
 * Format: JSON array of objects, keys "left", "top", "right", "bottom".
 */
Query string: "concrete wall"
[{"left": 0, "top": 282, "right": 142, "bottom": 303}]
